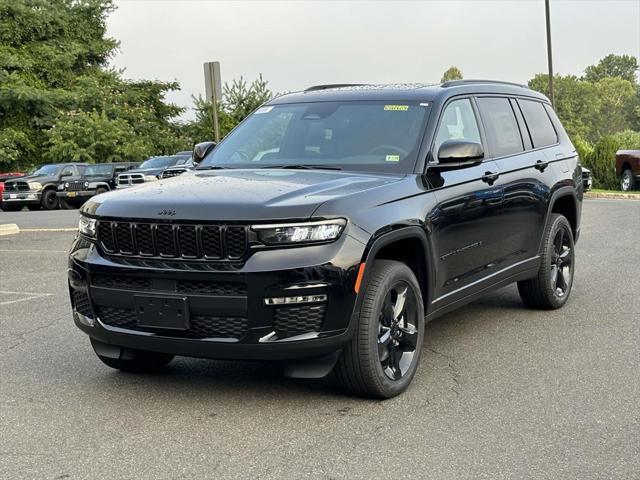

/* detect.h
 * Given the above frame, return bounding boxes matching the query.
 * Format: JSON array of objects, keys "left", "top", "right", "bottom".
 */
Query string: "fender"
[
  {"left": 353, "top": 225, "right": 436, "bottom": 316},
  {"left": 539, "top": 185, "right": 581, "bottom": 252},
  {"left": 88, "top": 181, "right": 110, "bottom": 190}
]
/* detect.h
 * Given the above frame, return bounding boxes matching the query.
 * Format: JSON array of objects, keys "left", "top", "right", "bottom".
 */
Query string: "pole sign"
[{"left": 204, "top": 61, "right": 222, "bottom": 142}]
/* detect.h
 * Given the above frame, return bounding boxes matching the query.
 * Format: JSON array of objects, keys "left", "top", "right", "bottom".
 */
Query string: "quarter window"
[
  {"left": 518, "top": 99, "right": 558, "bottom": 148},
  {"left": 476, "top": 97, "right": 523, "bottom": 157},
  {"left": 433, "top": 99, "right": 481, "bottom": 156}
]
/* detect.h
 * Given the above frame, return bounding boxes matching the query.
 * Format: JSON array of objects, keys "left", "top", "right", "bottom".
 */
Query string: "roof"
[{"left": 268, "top": 80, "right": 549, "bottom": 105}]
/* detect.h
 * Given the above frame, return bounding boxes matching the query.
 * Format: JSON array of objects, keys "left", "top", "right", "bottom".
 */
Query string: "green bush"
[{"left": 580, "top": 130, "right": 640, "bottom": 189}]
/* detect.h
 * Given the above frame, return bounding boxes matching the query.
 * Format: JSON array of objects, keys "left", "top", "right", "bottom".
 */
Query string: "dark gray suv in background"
[{"left": 69, "top": 81, "right": 582, "bottom": 398}]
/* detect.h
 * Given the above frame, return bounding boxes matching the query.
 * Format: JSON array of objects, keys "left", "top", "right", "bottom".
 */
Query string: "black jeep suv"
[
  {"left": 68, "top": 81, "right": 582, "bottom": 398},
  {"left": 56, "top": 162, "right": 139, "bottom": 208}
]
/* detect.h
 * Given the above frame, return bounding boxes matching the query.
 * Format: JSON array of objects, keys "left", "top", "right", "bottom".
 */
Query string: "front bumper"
[
  {"left": 56, "top": 190, "right": 96, "bottom": 200},
  {"left": 2, "top": 191, "right": 41, "bottom": 205},
  {"left": 68, "top": 233, "right": 363, "bottom": 361}
]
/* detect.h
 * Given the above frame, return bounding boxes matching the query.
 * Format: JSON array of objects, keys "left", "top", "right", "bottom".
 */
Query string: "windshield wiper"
[{"left": 260, "top": 164, "right": 342, "bottom": 171}]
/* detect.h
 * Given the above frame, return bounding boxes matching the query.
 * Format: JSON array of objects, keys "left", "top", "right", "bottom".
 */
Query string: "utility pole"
[
  {"left": 204, "top": 62, "right": 222, "bottom": 142},
  {"left": 545, "top": 0, "right": 555, "bottom": 107}
]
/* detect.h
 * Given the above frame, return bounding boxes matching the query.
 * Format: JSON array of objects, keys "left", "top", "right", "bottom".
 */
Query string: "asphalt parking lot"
[{"left": 1, "top": 199, "right": 639, "bottom": 480}]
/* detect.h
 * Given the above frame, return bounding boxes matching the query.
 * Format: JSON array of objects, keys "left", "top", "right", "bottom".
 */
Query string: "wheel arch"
[
  {"left": 545, "top": 188, "right": 579, "bottom": 244},
  {"left": 357, "top": 226, "right": 435, "bottom": 312}
]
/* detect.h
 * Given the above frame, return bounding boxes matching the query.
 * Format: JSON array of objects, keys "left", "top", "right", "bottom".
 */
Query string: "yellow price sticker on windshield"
[
  {"left": 385, "top": 155, "right": 400, "bottom": 162},
  {"left": 384, "top": 105, "right": 409, "bottom": 111}
]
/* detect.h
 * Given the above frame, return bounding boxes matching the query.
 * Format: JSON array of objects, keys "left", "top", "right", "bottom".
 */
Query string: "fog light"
[{"left": 264, "top": 294, "right": 327, "bottom": 305}]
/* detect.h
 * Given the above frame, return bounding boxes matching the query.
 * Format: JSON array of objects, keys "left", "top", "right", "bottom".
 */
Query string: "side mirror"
[
  {"left": 192, "top": 141, "right": 217, "bottom": 164},
  {"left": 433, "top": 139, "right": 484, "bottom": 169},
  {"left": 60, "top": 171, "right": 73, "bottom": 177}
]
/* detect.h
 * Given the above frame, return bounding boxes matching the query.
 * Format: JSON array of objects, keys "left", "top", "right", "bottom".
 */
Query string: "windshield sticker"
[
  {"left": 384, "top": 105, "right": 409, "bottom": 111},
  {"left": 254, "top": 106, "right": 274, "bottom": 115},
  {"left": 385, "top": 154, "right": 400, "bottom": 162}
]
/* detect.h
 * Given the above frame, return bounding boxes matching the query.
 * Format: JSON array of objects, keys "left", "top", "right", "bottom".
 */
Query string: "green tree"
[
  {"left": 584, "top": 54, "right": 639, "bottom": 83},
  {"left": 0, "top": 0, "right": 188, "bottom": 169},
  {"left": 441, "top": 66, "right": 463, "bottom": 83},
  {"left": 187, "top": 75, "right": 274, "bottom": 143}
]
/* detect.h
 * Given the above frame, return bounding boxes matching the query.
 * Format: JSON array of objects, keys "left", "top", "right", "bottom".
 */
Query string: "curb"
[
  {"left": 0, "top": 223, "right": 20, "bottom": 236},
  {"left": 585, "top": 192, "right": 640, "bottom": 200}
]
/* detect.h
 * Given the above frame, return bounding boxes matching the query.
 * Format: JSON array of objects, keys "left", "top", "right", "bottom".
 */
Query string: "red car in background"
[{"left": 0, "top": 172, "right": 25, "bottom": 211}]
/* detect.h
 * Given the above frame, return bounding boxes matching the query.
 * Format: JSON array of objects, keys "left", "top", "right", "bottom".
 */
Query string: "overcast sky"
[{"left": 107, "top": 0, "right": 640, "bottom": 119}]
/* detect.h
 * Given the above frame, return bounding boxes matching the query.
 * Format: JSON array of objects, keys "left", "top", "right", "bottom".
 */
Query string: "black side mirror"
[
  {"left": 192, "top": 141, "right": 217, "bottom": 164},
  {"left": 432, "top": 139, "right": 484, "bottom": 170}
]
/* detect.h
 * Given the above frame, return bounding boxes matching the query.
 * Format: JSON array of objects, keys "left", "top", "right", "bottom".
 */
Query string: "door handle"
[
  {"left": 535, "top": 160, "right": 549, "bottom": 172},
  {"left": 482, "top": 171, "right": 499, "bottom": 185}
]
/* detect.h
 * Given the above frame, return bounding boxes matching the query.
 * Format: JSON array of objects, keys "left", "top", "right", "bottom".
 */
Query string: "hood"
[
  {"left": 5, "top": 174, "right": 57, "bottom": 184},
  {"left": 86, "top": 169, "right": 403, "bottom": 221}
]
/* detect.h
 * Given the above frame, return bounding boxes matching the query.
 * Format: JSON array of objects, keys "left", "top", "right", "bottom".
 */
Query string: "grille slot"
[
  {"left": 226, "top": 227, "right": 247, "bottom": 259},
  {"left": 66, "top": 181, "right": 84, "bottom": 191},
  {"left": 274, "top": 305, "right": 326, "bottom": 337},
  {"left": 73, "top": 291, "right": 93, "bottom": 318},
  {"left": 96, "top": 221, "right": 248, "bottom": 261},
  {"left": 98, "top": 222, "right": 115, "bottom": 252},
  {"left": 98, "top": 307, "right": 248, "bottom": 339},
  {"left": 176, "top": 280, "right": 246, "bottom": 296},
  {"left": 114, "top": 223, "right": 134, "bottom": 254}
]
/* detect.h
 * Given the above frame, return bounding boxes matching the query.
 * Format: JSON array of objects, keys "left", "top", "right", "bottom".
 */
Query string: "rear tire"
[
  {"left": 40, "top": 189, "right": 59, "bottom": 210},
  {"left": 620, "top": 169, "right": 636, "bottom": 191},
  {"left": 518, "top": 213, "right": 575, "bottom": 309},
  {"left": 335, "top": 260, "right": 425, "bottom": 399},
  {"left": 91, "top": 339, "right": 174, "bottom": 373}
]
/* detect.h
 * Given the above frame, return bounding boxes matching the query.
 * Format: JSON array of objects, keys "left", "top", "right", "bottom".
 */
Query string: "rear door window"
[
  {"left": 518, "top": 99, "right": 558, "bottom": 148},
  {"left": 476, "top": 97, "right": 524, "bottom": 157}
]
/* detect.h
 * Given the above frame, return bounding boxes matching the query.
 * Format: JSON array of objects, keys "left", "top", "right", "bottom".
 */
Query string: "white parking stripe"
[{"left": 0, "top": 291, "right": 54, "bottom": 306}]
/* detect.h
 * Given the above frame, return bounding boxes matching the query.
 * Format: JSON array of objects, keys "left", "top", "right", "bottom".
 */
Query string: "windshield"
[
  {"left": 84, "top": 164, "right": 114, "bottom": 176},
  {"left": 198, "top": 101, "right": 430, "bottom": 173},
  {"left": 139, "top": 156, "right": 179, "bottom": 169},
  {"left": 29, "top": 164, "right": 59, "bottom": 176}
]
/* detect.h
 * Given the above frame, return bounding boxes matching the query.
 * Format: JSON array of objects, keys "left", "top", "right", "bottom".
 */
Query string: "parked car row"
[{"left": 1, "top": 150, "right": 202, "bottom": 211}]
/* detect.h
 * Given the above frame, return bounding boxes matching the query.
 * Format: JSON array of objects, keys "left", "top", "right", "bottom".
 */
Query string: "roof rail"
[
  {"left": 304, "top": 83, "right": 370, "bottom": 92},
  {"left": 441, "top": 79, "right": 529, "bottom": 89}
]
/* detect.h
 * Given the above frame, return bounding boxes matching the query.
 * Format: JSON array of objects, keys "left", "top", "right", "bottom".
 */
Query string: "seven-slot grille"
[
  {"left": 97, "top": 221, "right": 248, "bottom": 261},
  {"left": 66, "top": 181, "right": 85, "bottom": 191}
]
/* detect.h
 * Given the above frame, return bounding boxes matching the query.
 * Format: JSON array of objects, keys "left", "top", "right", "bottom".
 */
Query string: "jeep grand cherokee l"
[{"left": 68, "top": 81, "right": 582, "bottom": 398}]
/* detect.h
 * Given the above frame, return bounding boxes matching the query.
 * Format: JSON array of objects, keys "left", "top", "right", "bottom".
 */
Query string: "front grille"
[
  {"left": 117, "top": 173, "right": 145, "bottom": 186},
  {"left": 91, "top": 274, "right": 246, "bottom": 296},
  {"left": 97, "top": 221, "right": 250, "bottom": 261},
  {"left": 73, "top": 291, "right": 93, "bottom": 318},
  {"left": 273, "top": 304, "right": 326, "bottom": 336},
  {"left": 4, "top": 182, "right": 29, "bottom": 192},
  {"left": 97, "top": 306, "right": 248, "bottom": 339},
  {"left": 66, "top": 181, "right": 85, "bottom": 191}
]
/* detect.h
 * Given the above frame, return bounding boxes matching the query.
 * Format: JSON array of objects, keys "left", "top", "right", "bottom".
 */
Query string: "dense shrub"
[{"left": 579, "top": 130, "right": 640, "bottom": 189}]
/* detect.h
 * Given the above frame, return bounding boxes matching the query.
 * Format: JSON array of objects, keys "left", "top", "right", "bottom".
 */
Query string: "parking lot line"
[
  {"left": 0, "top": 249, "right": 68, "bottom": 253},
  {"left": 0, "top": 291, "right": 54, "bottom": 306},
  {"left": 19, "top": 228, "right": 78, "bottom": 232}
]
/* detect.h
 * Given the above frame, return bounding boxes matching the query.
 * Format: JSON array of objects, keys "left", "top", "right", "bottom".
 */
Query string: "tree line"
[{"left": 1, "top": 0, "right": 638, "bottom": 189}]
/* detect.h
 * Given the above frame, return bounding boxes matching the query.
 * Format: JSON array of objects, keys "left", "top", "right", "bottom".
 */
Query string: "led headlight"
[
  {"left": 78, "top": 215, "right": 96, "bottom": 238},
  {"left": 28, "top": 182, "right": 42, "bottom": 191},
  {"left": 144, "top": 175, "right": 159, "bottom": 182},
  {"left": 253, "top": 219, "right": 346, "bottom": 245}
]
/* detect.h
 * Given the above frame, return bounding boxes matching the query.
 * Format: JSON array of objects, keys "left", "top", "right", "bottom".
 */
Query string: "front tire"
[
  {"left": 620, "top": 169, "right": 636, "bottom": 191},
  {"left": 518, "top": 213, "right": 575, "bottom": 309},
  {"left": 40, "top": 189, "right": 59, "bottom": 210},
  {"left": 91, "top": 339, "right": 174, "bottom": 373},
  {"left": 335, "top": 260, "right": 425, "bottom": 399}
]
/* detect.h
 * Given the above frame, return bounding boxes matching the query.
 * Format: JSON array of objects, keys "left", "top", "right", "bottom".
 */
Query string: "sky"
[{"left": 107, "top": 0, "right": 640, "bottom": 120}]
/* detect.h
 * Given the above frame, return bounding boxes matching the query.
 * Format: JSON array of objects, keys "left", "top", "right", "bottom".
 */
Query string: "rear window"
[
  {"left": 476, "top": 97, "right": 523, "bottom": 157},
  {"left": 518, "top": 99, "right": 557, "bottom": 148}
]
